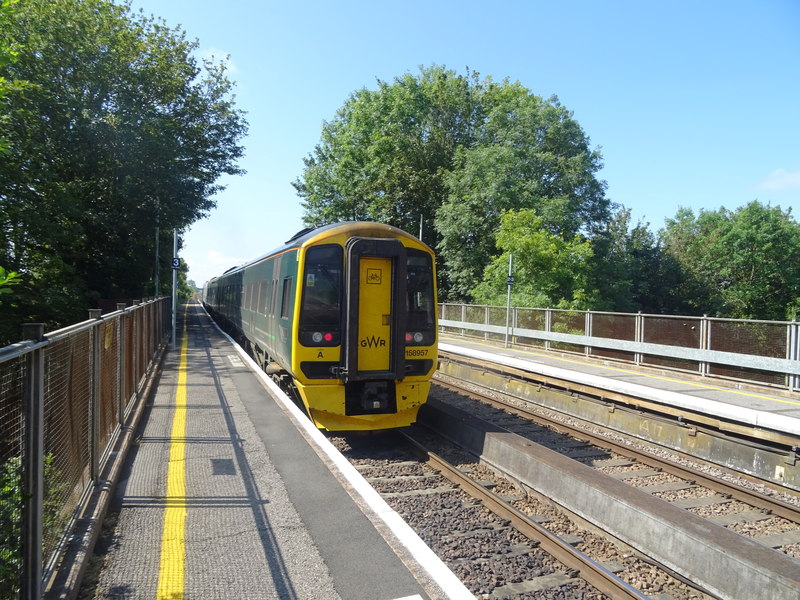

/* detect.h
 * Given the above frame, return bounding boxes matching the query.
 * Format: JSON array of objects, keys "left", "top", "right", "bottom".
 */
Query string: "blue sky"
[{"left": 126, "top": 0, "right": 800, "bottom": 287}]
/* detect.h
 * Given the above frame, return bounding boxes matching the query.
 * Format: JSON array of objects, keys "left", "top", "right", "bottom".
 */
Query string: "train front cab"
[{"left": 293, "top": 233, "right": 437, "bottom": 431}]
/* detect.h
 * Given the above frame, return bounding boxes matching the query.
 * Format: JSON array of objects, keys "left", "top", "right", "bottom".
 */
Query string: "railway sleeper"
[
  {"left": 489, "top": 572, "right": 578, "bottom": 597},
  {"left": 378, "top": 484, "right": 457, "bottom": 498},
  {"left": 447, "top": 542, "right": 540, "bottom": 563}
]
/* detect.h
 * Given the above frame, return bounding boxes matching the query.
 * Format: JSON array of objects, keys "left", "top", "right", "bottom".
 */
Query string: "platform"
[
  {"left": 439, "top": 333, "right": 800, "bottom": 439},
  {"left": 85, "top": 303, "right": 470, "bottom": 600}
]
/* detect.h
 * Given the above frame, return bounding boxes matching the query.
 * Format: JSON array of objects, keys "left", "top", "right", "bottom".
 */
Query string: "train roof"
[{"left": 208, "top": 221, "right": 431, "bottom": 281}]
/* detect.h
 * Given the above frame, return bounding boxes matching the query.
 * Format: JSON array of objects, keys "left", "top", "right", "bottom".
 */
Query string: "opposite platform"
[
  {"left": 439, "top": 333, "right": 800, "bottom": 439},
  {"left": 84, "top": 303, "right": 468, "bottom": 600}
]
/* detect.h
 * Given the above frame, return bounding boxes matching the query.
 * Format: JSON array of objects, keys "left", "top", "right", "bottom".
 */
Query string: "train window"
[
  {"left": 280, "top": 277, "right": 292, "bottom": 319},
  {"left": 270, "top": 280, "right": 278, "bottom": 315},
  {"left": 406, "top": 250, "right": 435, "bottom": 344},
  {"left": 299, "top": 245, "right": 342, "bottom": 346},
  {"left": 258, "top": 281, "right": 267, "bottom": 313}
]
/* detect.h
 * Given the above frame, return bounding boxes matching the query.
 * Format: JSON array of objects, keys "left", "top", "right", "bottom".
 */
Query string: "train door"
[
  {"left": 342, "top": 238, "right": 407, "bottom": 413},
  {"left": 357, "top": 256, "right": 392, "bottom": 371}
]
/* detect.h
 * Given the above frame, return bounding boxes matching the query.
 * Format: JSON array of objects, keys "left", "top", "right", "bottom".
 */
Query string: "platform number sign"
[{"left": 171, "top": 257, "right": 180, "bottom": 270}]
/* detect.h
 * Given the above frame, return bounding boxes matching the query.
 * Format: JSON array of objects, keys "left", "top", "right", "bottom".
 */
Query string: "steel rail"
[{"left": 399, "top": 430, "right": 651, "bottom": 600}]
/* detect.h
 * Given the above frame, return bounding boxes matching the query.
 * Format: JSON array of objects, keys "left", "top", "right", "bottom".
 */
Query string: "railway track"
[
  {"left": 328, "top": 350, "right": 800, "bottom": 598},
  {"left": 329, "top": 431, "right": 665, "bottom": 599},
  {"left": 404, "top": 369, "right": 799, "bottom": 599},
  {"left": 428, "top": 377, "right": 800, "bottom": 557}
]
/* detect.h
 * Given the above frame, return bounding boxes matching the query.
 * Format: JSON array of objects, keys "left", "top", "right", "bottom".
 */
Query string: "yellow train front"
[{"left": 203, "top": 222, "right": 438, "bottom": 431}]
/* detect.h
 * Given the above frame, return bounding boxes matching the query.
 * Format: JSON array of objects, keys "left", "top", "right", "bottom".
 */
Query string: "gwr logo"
[
  {"left": 366, "top": 268, "right": 382, "bottom": 284},
  {"left": 360, "top": 335, "right": 386, "bottom": 348}
]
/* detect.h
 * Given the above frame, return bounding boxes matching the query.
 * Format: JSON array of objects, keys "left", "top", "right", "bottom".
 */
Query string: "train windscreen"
[
  {"left": 299, "top": 244, "right": 342, "bottom": 346},
  {"left": 406, "top": 250, "right": 435, "bottom": 345}
]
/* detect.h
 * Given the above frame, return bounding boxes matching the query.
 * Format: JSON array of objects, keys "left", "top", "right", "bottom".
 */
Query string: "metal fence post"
[
  {"left": 513, "top": 307, "right": 518, "bottom": 346},
  {"left": 545, "top": 308, "right": 552, "bottom": 352},
  {"left": 700, "top": 315, "right": 710, "bottom": 377},
  {"left": 789, "top": 320, "right": 799, "bottom": 392},
  {"left": 635, "top": 312, "right": 643, "bottom": 366},
  {"left": 585, "top": 310, "right": 593, "bottom": 358},
  {"left": 21, "top": 323, "right": 45, "bottom": 600},
  {"left": 89, "top": 309, "right": 102, "bottom": 483},
  {"left": 116, "top": 304, "right": 126, "bottom": 424},
  {"left": 132, "top": 302, "right": 140, "bottom": 401}
]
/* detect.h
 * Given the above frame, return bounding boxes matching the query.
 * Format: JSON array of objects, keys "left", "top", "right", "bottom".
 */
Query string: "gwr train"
[{"left": 202, "top": 222, "right": 438, "bottom": 431}]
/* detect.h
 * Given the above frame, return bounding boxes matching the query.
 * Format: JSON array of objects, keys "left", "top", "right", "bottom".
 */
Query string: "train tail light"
[
  {"left": 405, "top": 332, "right": 424, "bottom": 344},
  {"left": 312, "top": 332, "right": 335, "bottom": 343}
]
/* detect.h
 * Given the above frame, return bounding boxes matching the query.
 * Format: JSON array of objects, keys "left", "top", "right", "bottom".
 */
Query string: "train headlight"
[
  {"left": 405, "top": 332, "right": 425, "bottom": 344},
  {"left": 312, "top": 332, "right": 323, "bottom": 343}
]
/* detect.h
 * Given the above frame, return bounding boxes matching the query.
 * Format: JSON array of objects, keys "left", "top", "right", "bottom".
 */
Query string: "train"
[{"left": 202, "top": 221, "right": 438, "bottom": 431}]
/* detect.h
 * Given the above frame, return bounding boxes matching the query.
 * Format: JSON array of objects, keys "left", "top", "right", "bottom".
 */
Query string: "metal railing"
[
  {"left": 0, "top": 298, "right": 170, "bottom": 600},
  {"left": 439, "top": 304, "right": 800, "bottom": 392}
]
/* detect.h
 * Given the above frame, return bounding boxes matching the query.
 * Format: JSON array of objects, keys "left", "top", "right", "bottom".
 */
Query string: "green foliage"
[
  {"left": 295, "top": 65, "right": 800, "bottom": 319},
  {"left": 588, "top": 207, "right": 688, "bottom": 314},
  {"left": 177, "top": 259, "right": 194, "bottom": 301},
  {"left": 0, "top": 453, "right": 67, "bottom": 600},
  {"left": 0, "top": 265, "right": 20, "bottom": 295},
  {"left": 0, "top": 0, "right": 21, "bottom": 156},
  {"left": 439, "top": 85, "right": 608, "bottom": 300},
  {"left": 472, "top": 209, "right": 596, "bottom": 309},
  {"left": 0, "top": 0, "right": 247, "bottom": 344},
  {"left": 295, "top": 66, "right": 480, "bottom": 239},
  {"left": 0, "top": 456, "right": 23, "bottom": 598},
  {"left": 660, "top": 201, "right": 800, "bottom": 320},
  {"left": 294, "top": 65, "right": 609, "bottom": 301}
]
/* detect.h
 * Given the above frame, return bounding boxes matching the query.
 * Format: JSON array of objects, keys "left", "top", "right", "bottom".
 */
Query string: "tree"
[
  {"left": 438, "top": 84, "right": 608, "bottom": 299},
  {"left": 0, "top": 0, "right": 247, "bottom": 343},
  {"left": 0, "top": 0, "right": 19, "bottom": 156},
  {"left": 472, "top": 209, "right": 596, "bottom": 309},
  {"left": 293, "top": 66, "right": 608, "bottom": 301},
  {"left": 661, "top": 201, "right": 800, "bottom": 320},
  {"left": 294, "top": 66, "right": 481, "bottom": 242},
  {"left": 589, "top": 207, "right": 684, "bottom": 314}
]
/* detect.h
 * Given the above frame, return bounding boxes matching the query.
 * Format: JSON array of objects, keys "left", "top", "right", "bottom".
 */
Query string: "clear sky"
[{"left": 125, "top": 0, "right": 800, "bottom": 287}]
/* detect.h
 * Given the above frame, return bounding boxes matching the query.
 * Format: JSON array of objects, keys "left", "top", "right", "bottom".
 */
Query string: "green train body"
[{"left": 202, "top": 222, "right": 438, "bottom": 431}]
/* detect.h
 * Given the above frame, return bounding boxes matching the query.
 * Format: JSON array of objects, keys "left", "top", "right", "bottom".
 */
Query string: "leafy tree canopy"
[
  {"left": 0, "top": 0, "right": 247, "bottom": 343},
  {"left": 472, "top": 209, "right": 596, "bottom": 309},
  {"left": 588, "top": 207, "right": 689, "bottom": 314},
  {"left": 294, "top": 65, "right": 609, "bottom": 301},
  {"left": 660, "top": 201, "right": 800, "bottom": 320}
]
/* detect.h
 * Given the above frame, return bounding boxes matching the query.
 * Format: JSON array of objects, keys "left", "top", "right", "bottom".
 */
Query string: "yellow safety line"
[
  {"left": 156, "top": 316, "right": 189, "bottom": 600},
  {"left": 441, "top": 334, "right": 800, "bottom": 408}
]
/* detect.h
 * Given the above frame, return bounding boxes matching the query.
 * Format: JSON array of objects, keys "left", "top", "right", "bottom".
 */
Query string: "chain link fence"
[
  {"left": 0, "top": 299, "right": 170, "bottom": 600},
  {"left": 439, "top": 303, "right": 800, "bottom": 392}
]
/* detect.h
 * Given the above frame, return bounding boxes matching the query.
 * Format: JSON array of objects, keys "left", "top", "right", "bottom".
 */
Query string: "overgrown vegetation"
[{"left": 0, "top": 455, "right": 69, "bottom": 600}]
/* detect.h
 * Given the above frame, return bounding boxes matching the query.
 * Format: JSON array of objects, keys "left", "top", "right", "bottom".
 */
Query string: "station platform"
[
  {"left": 438, "top": 333, "right": 800, "bottom": 440},
  {"left": 85, "top": 302, "right": 470, "bottom": 600}
]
